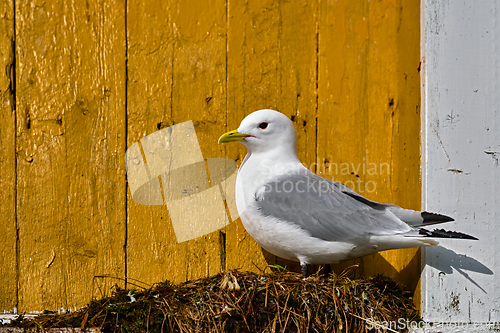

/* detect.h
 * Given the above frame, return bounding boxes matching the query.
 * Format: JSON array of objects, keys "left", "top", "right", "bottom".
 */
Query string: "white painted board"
[{"left": 421, "top": 0, "right": 500, "bottom": 328}]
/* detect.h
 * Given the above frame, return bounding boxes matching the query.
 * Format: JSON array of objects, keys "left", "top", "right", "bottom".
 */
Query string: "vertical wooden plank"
[
  {"left": 319, "top": 0, "right": 421, "bottom": 294},
  {"left": 126, "top": 0, "right": 178, "bottom": 286},
  {"left": 170, "top": 0, "right": 227, "bottom": 281},
  {"left": 318, "top": 0, "right": 370, "bottom": 276},
  {"left": 278, "top": 0, "right": 318, "bottom": 175},
  {"left": 318, "top": 0, "right": 369, "bottom": 191},
  {"left": 226, "top": 0, "right": 284, "bottom": 273},
  {"left": 16, "top": 0, "right": 66, "bottom": 311},
  {"left": 127, "top": 0, "right": 228, "bottom": 284},
  {"left": 64, "top": 0, "right": 127, "bottom": 306},
  {"left": 360, "top": 0, "right": 421, "bottom": 298},
  {"left": 16, "top": 0, "right": 126, "bottom": 311},
  {"left": 269, "top": 0, "right": 320, "bottom": 272},
  {"left": 0, "top": 0, "right": 17, "bottom": 312},
  {"left": 225, "top": 0, "right": 319, "bottom": 274},
  {"left": 366, "top": 0, "right": 422, "bottom": 301}
]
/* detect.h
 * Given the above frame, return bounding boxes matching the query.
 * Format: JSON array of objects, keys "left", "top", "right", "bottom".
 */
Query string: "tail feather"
[
  {"left": 387, "top": 206, "right": 455, "bottom": 227},
  {"left": 421, "top": 212, "right": 454, "bottom": 224},
  {"left": 419, "top": 228, "right": 478, "bottom": 240}
]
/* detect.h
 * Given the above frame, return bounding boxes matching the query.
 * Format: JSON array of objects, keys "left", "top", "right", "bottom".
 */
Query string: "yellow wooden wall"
[{"left": 0, "top": 0, "right": 421, "bottom": 312}]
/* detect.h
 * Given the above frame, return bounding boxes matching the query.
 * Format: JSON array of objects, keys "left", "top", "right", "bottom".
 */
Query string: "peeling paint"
[
  {"left": 484, "top": 147, "right": 500, "bottom": 165},
  {"left": 45, "top": 251, "right": 56, "bottom": 268},
  {"left": 445, "top": 292, "right": 461, "bottom": 314}
]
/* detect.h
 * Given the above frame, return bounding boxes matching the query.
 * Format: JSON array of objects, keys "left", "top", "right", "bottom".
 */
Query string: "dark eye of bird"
[{"left": 259, "top": 122, "right": 268, "bottom": 129}]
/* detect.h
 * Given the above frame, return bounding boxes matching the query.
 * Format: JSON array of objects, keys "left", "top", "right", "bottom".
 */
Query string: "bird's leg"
[{"left": 301, "top": 264, "right": 308, "bottom": 278}]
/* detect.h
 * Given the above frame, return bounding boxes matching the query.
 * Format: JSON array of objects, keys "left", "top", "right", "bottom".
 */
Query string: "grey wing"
[{"left": 255, "top": 172, "right": 412, "bottom": 242}]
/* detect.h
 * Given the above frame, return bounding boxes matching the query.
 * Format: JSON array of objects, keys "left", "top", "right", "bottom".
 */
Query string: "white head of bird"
[{"left": 218, "top": 110, "right": 300, "bottom": 167}]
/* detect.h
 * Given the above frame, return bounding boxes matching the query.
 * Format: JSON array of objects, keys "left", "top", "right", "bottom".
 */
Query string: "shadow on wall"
[{"left": 425, "top": 246, "right": 493, "bottom": 294}]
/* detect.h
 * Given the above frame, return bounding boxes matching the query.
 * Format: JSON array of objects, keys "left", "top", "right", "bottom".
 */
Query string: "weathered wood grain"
[
  {"left": 278, "top": 0, "right": 319, "bottom": 168},
  {"left": 126, "top": 0, "right": 177, "bottom": 287},
  {"left": 171, "top": 0, "right": 227, "bottom": 281},
  {"left": 127, "top": 0, "right": 228, "bottom": 285},
  {"left": 15, "top": 0, "right": 126, "bottom": 311},
  {"left": 0, "top": 0, "right": 17, "bottom": 313}
]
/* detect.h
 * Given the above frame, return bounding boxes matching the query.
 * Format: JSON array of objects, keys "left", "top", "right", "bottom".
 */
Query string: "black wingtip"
[
  {"left": 421, "top": 211, "right": 455, "bottom": 223},
  {"left": 419, "top": 228, "right": 478, "bottom": 240}
]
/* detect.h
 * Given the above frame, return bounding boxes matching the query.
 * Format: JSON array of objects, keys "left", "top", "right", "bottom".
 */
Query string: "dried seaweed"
[{"left": 6, "top": 266, "right": 420, "bottom": 332}]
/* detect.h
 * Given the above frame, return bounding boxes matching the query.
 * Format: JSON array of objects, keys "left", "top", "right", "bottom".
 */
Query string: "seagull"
[{"left": 218, "top": 109, "right": 477, "bottom": 277}]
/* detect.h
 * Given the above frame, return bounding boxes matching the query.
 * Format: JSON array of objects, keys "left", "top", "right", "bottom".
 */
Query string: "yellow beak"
[{"left": 218, "top": 129, "right": 249, "bottom": 144}]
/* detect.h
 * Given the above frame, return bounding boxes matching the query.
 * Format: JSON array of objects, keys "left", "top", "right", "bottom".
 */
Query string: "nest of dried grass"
[{"left": 7, "top": 266, "right": 420, "bottom": 332}]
